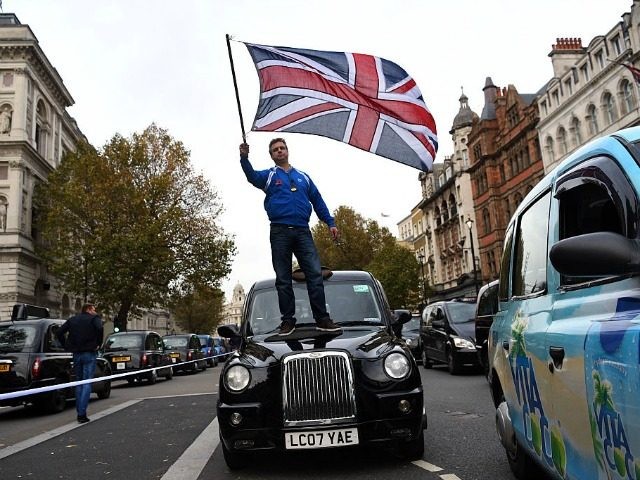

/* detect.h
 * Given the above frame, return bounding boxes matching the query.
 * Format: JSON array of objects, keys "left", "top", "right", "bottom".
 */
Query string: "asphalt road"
[{"left": 0, "top": 360, "right": 548, "bottom": 480}]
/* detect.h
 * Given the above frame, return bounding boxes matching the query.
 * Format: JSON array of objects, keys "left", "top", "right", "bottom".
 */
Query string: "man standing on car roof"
[
  {"left": 56, "top": 303, "right": 103, "bottom": 423},
  {"left": 240, "top": 138, "right": 341, "bottom": 336}
]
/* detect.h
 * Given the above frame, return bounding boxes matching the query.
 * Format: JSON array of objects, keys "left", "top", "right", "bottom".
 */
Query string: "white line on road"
[
  {"left": 160, "top": 416, "right": 220, "bottom": 480},
  {"left": 439, "top": 475, "right": 462, "bottom": 480},
  {"left": 0, "top": 399, "right": 142, "bottom": 460},
  {"left": 412, "top": 459, "right": 443, "bottom": 472}
]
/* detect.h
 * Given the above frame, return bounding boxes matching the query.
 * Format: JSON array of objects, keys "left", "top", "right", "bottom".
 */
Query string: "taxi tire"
[
  {"left": 147, "top": 370, "right": 158, "bottom": 385},
  {"left": 221, "top": 438, "right": 248, "bottom": 470},
  {"left": 164, "top": 367, "right": 173, "bottom": 380},
  {"left": 38, "top": 389, "right": 67, "bottom": 414},
  {"left": 96, "top": 380, "right": 112, "bottom": 399}
]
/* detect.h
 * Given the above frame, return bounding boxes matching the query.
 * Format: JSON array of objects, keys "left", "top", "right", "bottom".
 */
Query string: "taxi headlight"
[
  {"left": 225, "top": 365, "right": 251, "bottom": 392},
  {"left": 384, "top": 352, "right": 410, "bottom": 379},
  {"left": 453, "top": 337, "right": 476, "bottom": 350}
]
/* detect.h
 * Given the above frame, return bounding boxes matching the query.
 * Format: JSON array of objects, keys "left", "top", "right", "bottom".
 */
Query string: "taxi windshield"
[
  {"left": 248, "top": 281, "right": 382, "bottom": 335},
  {"left": 0, "top": 325, "right": 38, "bottom": 353},
  {"left": 163, "top": 337, "right": 188, "bottom": 348}
]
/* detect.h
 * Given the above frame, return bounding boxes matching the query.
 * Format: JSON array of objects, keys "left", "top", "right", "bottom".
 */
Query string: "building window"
[
  {"left": 541, "top": 100, "right": 548, "bottom": 116},
  {"left": 0, "top": 165, "right": 7, "bottom": 180},
  {"left": 461, "top": 149, "right": 468, "bottom": 168},
  {"left": 557, "top": 127, "right": 568, "bottom": 155},
  {"left": 564, "top": 78, "right": 573, "bottom": 95},
  {"left": 545, "top": 136, "right": 555, "bottom": 162},
  {"left": 595, "top": 50, "right": 604, "bottom": 69},
  {"left": 552, "top": 90, "right": 559, "bottom": 106},
  {"left": 611, "top": 35, "right": 621, "bottom": 56},
  {"left": 603, "top": 92, "right": 618, "bottom": 124},
  {"left": 620, "top": 79, "right": 635, "bottom": 114},
  {"left": 587, "top": 104, "right": 599, "bottom": 135},
  {"left": 482, "top": 208, "right": 491, "bottom": 235},
  {"left": 570, "top": 117, "right": 582, "bottom": 147},
  {"left": 507, "top": 105, "right": 519, "bottom": 127},
  {"left": 473, "top": 144, "right": 482, "bottom": 162},
  {"left": 581, "top": 64, "right": 590, "bottom": 83}
]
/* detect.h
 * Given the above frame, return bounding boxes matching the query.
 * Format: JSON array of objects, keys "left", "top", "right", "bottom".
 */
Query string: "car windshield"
[
  {"left": 164, "top": 337, "right": 188, "bottom": 348},
  {"left": 404, "top": 317, "right": 421, "bottom": 332},
  {"left": 0, "top": 325, "right": 38, "bottom": 353},
  {"left": 446, "top": 302, "right": 477, "bottom": 324},
  {"left": 248, "top": 281, "right": 382, "bottom": 335}
]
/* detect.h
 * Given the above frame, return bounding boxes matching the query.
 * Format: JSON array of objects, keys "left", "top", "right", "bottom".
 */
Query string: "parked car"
[
  {"left": 401, "top": 313, "right": 422, "bottom": 363},
  {"left": 213, "top": 336, "right": 226, "bottom": 357},
  {"left": 474, "top": 280, "right": 499, "bottom": 376},
  {"left": 162, "top": 334, "right": 207, "bottom": 373},
  {"left": 101, "top": 330, "right": 174, "bottom": 384},
  {"left": 489, "top": 126, "right": 640, "bottom": 480},
  {"left": 197, "top": 334, "right": 217, "bottom": 367},
  {"left": 420, "top": 298, "right": 480, "bottom": 374},
  {"left": 0, "top": 304, "right": 112, "bottom": 414},
  {"left": 216, "top": 268, "right": 425, "bottom": 470}
]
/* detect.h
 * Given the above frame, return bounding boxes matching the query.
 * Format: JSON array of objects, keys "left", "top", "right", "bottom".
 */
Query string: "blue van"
[{"left": 489, "top": 126, "right": 640, "bottom": 480}]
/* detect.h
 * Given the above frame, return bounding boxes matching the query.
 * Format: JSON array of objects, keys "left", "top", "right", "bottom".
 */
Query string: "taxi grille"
[{"left": 282, "top": 351, "right": 356, "bottom": 426}]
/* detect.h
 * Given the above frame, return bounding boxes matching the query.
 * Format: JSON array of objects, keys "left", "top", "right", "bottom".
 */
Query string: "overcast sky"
[{"left": 5, "top": 0, "right": 629, "bottom": 300}]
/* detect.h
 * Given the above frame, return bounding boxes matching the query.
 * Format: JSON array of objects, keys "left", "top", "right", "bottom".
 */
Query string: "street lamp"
[
  {"left": 465, "top": 217, "right": 479, "bottom": 295},
  {"left": 417, "top": 253, "right": 427, "bottom": 308}
]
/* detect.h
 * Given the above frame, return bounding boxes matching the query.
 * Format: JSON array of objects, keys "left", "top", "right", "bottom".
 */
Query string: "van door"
[{"left": 547, "top": 155, "right": 640, "bottom": 480}]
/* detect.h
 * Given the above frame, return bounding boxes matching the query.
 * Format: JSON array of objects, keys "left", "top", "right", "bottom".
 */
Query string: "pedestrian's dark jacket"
[
  {"left": 240, "top": 155, "right": 335, "bottom": 228},
  {"left": 56, "top": 312, "right": 103, "bottom": 353}
]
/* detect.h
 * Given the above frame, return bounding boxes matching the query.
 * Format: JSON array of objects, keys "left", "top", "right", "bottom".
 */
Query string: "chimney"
[{"left": 548, "top": 37, "right": 585, "bottom": 77}]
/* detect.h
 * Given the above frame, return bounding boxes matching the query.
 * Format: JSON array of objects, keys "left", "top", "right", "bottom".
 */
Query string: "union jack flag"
[
  {"left": 622, "top": 62, "right": 640, "bottom": 85},
  {"left": 244, "top": 42, "right": 438, "bottom": 172}
]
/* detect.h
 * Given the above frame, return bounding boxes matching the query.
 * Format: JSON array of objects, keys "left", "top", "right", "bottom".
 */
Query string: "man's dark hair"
[
  {"left": 81, "top": 303, "right": 95, "bottom": 313},
  {"left": 269, "top": 138, "right": 287, "bottom": 152}
]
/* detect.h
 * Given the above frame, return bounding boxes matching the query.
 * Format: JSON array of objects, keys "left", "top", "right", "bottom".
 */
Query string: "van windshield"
[{"left": 446, "top": 303, "right": 476, "bottom": 324}]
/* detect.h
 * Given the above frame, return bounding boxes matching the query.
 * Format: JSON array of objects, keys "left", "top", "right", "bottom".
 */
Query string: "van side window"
[
  {"left": 512, "top": 192, "right": 551, "bottom": 296},
  {"left": 555, "top": 156, "right": 638, "bottom": 285},
  {"left": 499, "top": 225, "right": 514, "bottom": 301}
]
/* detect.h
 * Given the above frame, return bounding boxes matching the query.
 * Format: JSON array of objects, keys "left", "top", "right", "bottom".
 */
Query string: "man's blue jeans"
[
  {"left": 270, "top": 224, "right": 329, "bottom": 325},
  {"left": 73, "top": 351, "right": 96, "bottom": 417}
]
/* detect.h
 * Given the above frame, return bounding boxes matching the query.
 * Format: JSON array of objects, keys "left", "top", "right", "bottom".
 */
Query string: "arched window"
[
  {"left": 434, "top": 207, "right": 441, "bottom": 227},
  {"left": 545, "top": 136, "right": 555, "bottom": 163},
  {"left": 448, "top": 194, "right": 457, "bottom": 217},
  {"left": 570, "top": 117, "right": 582, "bottom": 147},
  {"left": 35, "top": 100, "right": 48, "bottom": 157},
  {"left": 441, "top": 201, "right": 449, "bottom": 222},
  {"left": 482, "top": 208, "right": 491, "bottom": 235},
  {"left": 587, "top": 104, "right": 599, "bottom": 136},
  {"left": 620, "top": 79, "right": 635, "bottom": 114},
  {"left": 0, "top": 196, "right": 7, "bottom": 232},
  {"left": 557, "top": 127, "right": 568, "bottom": 155},
  {"left": 602, "top": 92, "right": 617, "bottom": 124}
]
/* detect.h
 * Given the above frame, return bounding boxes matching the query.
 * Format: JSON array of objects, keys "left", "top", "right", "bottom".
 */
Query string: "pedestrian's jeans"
[
  {"left": 270, "top": 224, "right": 329, "bottom": 325},
  {"left": 73, "top": 351, "right": 97, "bottom": 417}
]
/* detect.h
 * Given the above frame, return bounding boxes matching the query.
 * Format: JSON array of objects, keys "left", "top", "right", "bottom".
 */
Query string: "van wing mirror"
[{"left": 550, "top": 232, "right": 640, "bottom": 277}]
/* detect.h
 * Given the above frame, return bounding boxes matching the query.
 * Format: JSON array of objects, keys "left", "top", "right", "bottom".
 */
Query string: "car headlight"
[
  {"left": 384, "top": 352, "right": 411, "bottom": 379},
  {"left": 405, "top": 338, "right": 416, "bottom": 347},
  {"left": 225, "top": 365, "right": 251, "bottom": 392},
  {"left": 453, "top": 337, "right": 476, "bottom": 350}
]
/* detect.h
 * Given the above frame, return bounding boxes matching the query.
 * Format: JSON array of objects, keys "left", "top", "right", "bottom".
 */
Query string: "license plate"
[
  {"left": 0, "top": 364, "right": 10, "bottom": 373},
  {"left": 170, "top": 353, "right": 180, "bottom": 358},
  {"left": 171, "top": 357, "right": 176, "bottom": 363},
  {"left": 112, "top": 356, "right": 130, "bottom": 363},
  {"left": 285, "top": 428, "right": 359, "bottom": 450},
  {"left": 116, "top": 362, "right": 125, "bottom": 370}
]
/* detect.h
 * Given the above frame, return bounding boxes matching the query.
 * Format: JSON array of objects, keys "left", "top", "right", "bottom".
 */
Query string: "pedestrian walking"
[
  {"left": 240, "top": 138, "right": 341, "bottom": 336},
  {"left": 56, "top": 303, "right": 103, "bottom": 423}
]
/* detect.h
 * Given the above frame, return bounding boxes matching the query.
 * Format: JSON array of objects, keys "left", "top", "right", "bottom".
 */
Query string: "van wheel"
[
  {"left": 421, "top": 349, "right": 432, "bottom": 369},
  {"left": 507, "top": 437, "right": 538, "bottom": 479},
  {"left": 447, "top": 350, "right": 460, "bottom": 375}
]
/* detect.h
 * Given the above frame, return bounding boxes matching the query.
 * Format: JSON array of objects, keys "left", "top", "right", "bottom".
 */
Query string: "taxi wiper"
[{"left": 338, "top": 320, "right": 383, "bottom": 326}]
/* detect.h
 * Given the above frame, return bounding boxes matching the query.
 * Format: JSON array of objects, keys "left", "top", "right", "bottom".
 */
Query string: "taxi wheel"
[
  {"left": 221, "top": 438, "right": 248, "bottom": 470},
  {"left": 96, "top": 380, "right": 112, "bottom": 399},
  {"left": 40, "top": 389, "right": 67, "bottom": 414},
  {"left": 147, "top": 370, "right": 158, "bottom": 385},
  {"left": 421, "top": 349, "right": 432, "bottom": 369},
  {"left": 164, "top": 367, "right": 173, "bottom": 380}
]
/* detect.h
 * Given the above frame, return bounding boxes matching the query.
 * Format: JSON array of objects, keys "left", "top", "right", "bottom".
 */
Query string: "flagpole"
[{"left": 226, "top": 34, "right": 246, "bottom": 143}]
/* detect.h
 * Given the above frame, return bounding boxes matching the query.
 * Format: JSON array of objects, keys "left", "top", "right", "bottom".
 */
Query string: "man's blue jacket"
[{"left": 241, "top": 155, "right": 335, "bottom": 228}]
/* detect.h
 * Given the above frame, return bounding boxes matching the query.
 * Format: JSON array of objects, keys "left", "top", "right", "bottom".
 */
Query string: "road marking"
[
  {"left": 137, "top": 392, "right": 217, "bottom": 400},
  {"left": 160, "top": 416, "right": 219, "bottom": 480},
  {"left": 0, "top": 399, "right": 141, "bottom": 460},
  {"left": 412, "top": 460, "right": 443, "bottom": 472},
  {"left": 439, "top": 475, "right": 461, "bottom": 480}
]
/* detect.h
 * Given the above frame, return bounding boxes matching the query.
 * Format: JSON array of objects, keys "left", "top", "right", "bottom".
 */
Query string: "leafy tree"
[
  {"left": 312, "top": 206, "right": 425, "bottom": 309},
  {"left": 34, "top": 124, "right": 236, "bottom": 327},
  {"left": 170, "top": 284, "right": 225, "bottom": 334}
]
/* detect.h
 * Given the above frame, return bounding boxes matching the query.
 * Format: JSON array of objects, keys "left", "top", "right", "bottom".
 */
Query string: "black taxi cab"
[
  {"left": 216, "top": 269, "right": 426, "bottom": 469},
  {"left": 0, "top": 304, "right": 112, "bottom": 413}
]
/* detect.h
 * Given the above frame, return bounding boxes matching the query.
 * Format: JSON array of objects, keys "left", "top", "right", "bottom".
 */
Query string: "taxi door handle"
[{"left": 549, "top": 346, "right": 565, "bottom": 371}]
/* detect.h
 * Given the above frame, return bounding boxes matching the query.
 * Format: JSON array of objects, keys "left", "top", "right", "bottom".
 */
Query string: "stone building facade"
[
  {"left": 0, "top": 14, "right": 85, "bottom": 319},
  {"left": 222, "top": 282, "right": 245, "bottom": 327},
  {"left": 539, "top": 2, "right": 640, "bottom": 173},
  {"left": 466, "top": 79, "right": 546, "bottom": 285}
]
